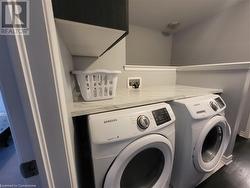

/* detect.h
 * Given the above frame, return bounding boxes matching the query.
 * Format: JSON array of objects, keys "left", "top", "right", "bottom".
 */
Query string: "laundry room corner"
[{"left": 1, "top": 0, "right": 250, "bottom": 187}]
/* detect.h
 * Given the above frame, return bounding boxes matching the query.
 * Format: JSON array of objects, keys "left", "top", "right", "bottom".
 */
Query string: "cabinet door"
[{"left": 52, "top": 0, "right": 128, "bottom": 32}]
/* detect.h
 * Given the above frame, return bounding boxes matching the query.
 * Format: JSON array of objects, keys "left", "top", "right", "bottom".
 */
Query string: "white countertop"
[{"left": 71, "top": 85, "right": 222, "bottom": 117}]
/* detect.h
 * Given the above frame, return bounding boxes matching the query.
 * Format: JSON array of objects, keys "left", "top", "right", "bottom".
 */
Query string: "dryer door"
[
  {"left": 193, "top": 115, "right": 231, "bottom": 172},
  {"left": 103, "top": 134, "right": 173, "bottom": 188}
]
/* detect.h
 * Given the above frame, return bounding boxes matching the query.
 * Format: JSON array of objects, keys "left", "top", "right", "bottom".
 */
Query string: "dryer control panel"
[
  {"left": 215, "top": 97, "right": 225, "bottom": 108},
  {"left": 209, "top": 101, "right": 219, "bottom": 111},
  {"left": 174, "top": 94, "right": 226, "bottom": 120}
]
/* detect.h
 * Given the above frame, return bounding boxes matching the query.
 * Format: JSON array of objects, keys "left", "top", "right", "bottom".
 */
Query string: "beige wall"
[
  {"left": 126, "top": 25, "right": 172, "bottom": 66},
  {"left": 172, "top": 0, "right": 250, "bottom": 66}
]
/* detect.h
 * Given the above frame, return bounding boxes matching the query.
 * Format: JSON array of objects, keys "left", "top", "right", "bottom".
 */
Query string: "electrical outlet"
[{"left": 127, "top": 77, "right": 142, "bottom": 89}]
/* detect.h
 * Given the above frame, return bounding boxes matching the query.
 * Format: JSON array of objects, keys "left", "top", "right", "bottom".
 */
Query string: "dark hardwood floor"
[{"left": 197, "top": 136, "right": 250, "bottom": 188}]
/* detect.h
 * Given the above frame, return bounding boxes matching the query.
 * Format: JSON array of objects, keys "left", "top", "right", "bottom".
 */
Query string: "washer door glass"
[
  {"left": 103, "top": 134, "right": 173, "bottom": 188},
  {"left": 202, "top": 125, "right": 223, "bottom": 162},
  {"left": 193, "top": 115, "right": 231, "bottom": 172},
  {"left": 120, "top": 148, "right": 164, "bottom": 188}
]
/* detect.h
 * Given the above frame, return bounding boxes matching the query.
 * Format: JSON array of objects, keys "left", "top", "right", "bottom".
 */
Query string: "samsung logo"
[{"left": 104, "top": 119, "right": 118, "bottom": 124}]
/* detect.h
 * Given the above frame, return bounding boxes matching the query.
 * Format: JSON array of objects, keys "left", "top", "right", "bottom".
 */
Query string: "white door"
[
  {"left": 193, "top": 115, "right": 231, "bottom": 172},
  {"left": 104, "top": 134, "right": 174, "bottom": 188}
]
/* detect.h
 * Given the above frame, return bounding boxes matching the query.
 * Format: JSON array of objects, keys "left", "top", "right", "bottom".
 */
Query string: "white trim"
[
  {"left": 239, "top": 130, "right": 250, "bottom": 139},
  {"left": 221, "top": 155, "right": 233, "bottom": 165},
  {"left": 177, "top": 62, "right": 250, "bottom": 71},
  {"left": 124, "top": 62, "right": 250, "bottom": 71},
  {"left": 123, "top": 65, "right": 177, "bottom": 71},
  {"left": 12, "top": 22, "right": 55, "bottom": 187},
  {"left": 72, "top": 70, "right": 121, "bottom": 74},
  {"left": 41, "top": 0, "right": 78, "bottom": 188}
]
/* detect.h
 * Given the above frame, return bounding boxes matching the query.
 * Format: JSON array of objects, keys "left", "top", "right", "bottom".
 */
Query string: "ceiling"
[{"left": 129, "top": 0, "right": 243, "bottom": 32}]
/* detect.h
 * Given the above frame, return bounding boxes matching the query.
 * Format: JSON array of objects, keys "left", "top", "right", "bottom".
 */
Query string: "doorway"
[{"left": 0, "top": 90, "right": 24, "bottom": 185}]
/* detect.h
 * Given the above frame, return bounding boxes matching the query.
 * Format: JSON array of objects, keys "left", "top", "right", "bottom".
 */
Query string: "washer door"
[
  {"left": 193, "top": 115, "right": 231, "bottom": 172},
  {"left": 103, "top": 134, "right": 173, "bottom": 188}
]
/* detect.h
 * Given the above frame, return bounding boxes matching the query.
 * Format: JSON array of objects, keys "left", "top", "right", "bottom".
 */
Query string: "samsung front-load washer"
[
  {"left": 170, "top": 94, "right": 231, "bottom": 188},
  {"left": 88, "top": 103, "right": 175, "bottom": 188}
]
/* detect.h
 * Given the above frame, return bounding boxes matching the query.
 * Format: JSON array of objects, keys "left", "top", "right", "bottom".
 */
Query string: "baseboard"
[
  {"left": 221, "top": 155, "right": 233, "bottom": 165},
  {"left": 239, "top": 131, "right": 250, "bottom": 139}
]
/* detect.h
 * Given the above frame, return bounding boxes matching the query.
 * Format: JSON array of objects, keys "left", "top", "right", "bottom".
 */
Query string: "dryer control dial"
[
  {"left": 137, "top": 115, "right": 150, "bottom": 130},
  {"left": 210, "top": 101, "right": 218, "bottom": 111}
]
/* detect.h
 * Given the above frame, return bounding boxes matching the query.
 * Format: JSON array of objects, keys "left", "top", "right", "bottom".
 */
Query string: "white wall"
[
  {"left": 126, "top": 25, "right": 172, "bottom": 66},
  {"left": 172, "top": 0, "right": 250, "bottom": 66},
  {"left": 117, "top": 69, "right": 176, "bottom": 89}
]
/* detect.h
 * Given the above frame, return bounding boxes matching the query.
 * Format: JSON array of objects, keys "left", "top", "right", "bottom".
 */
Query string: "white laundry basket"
[{"left": 72, "top": 70, "right": 121, "bottom": 101}]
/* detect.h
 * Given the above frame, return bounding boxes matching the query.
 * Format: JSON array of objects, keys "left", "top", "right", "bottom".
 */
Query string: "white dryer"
[
  {"left": 88, "top": 103, "right": 175, "bottom": 188},
  {"left": 170, "top": 94, "right": 231, "bottom": 188}
]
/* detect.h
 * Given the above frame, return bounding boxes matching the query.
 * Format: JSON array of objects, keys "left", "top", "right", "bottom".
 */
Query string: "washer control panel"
[
  {"left": 137, "top": 115, "right": 150, "bottom": 129},
  {"left": 88, "top": 103, "right": 175, "bottom": 144},
  {"left": 152, "top": 108, "right": 171, "bottom": 126}
]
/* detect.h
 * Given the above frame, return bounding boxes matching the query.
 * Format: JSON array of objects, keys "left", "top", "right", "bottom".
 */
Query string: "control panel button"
[
  {"left": 137, "top": 115, "right": 150, "bottom": 129},
  {"left": 210, "top": 101, "right": 218, "bottom": 111}
]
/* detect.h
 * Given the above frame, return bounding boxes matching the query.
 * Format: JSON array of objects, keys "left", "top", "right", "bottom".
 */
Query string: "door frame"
[
  {"left": 0, "top": 36, "right": 45, "bottom": 186},
  {"left": 40, "top": 0, "right": 78, "bottom": 187},
  {"left": 0, "top": 0, "right": 77, "bottom": 187}
]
